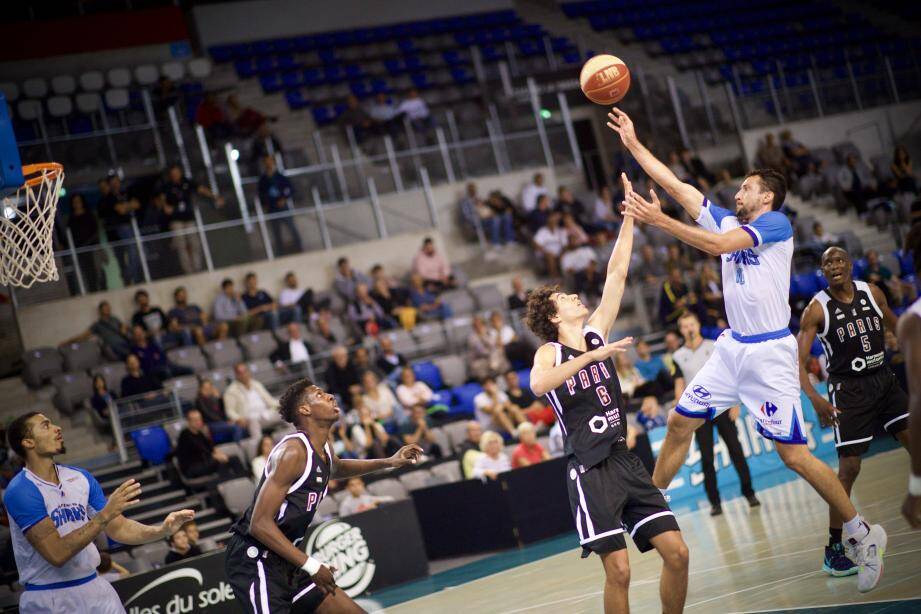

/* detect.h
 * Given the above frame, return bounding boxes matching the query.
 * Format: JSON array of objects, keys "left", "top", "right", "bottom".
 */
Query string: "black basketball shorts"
[
  {"left": 566, "top": 451, "right": 679, "bottom": 556},
  {"left": 828, "top": 368, "right": 909, "bottom": 457},
  {"left": 225, "top": 533, "right": 325, "bottom": 614}
]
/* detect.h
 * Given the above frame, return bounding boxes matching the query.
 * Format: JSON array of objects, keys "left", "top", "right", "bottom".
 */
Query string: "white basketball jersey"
[
  {"left": 3, "top": 465, "right": 106, "bottom": 587},
  {"left": 696, "top": 199, "right": 793, "bottom": 336}
]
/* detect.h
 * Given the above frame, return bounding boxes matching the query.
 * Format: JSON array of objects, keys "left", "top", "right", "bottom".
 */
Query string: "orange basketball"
[{"left": 579, "top": 54, "right": 631, "bottom": 105}]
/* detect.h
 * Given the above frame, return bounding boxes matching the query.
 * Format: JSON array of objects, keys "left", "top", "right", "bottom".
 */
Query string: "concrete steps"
[{"left": 786, "top": 193, "right": 898, "bottom": 255}]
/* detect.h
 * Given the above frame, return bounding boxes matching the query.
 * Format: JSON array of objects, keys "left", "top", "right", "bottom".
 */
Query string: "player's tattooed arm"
[
  {"left": 606, "top": 107, "right": 705, "bottom": 219},
  {"left": 588, "top": 173, "right": 635, "bottom": 338},
  {"left": 796, "top": 300, "right": 838, "bottom": 427},
  {"left": 105, "top": 509, "right": 195, "bottom": 545},
  {"left": 868, "top": 283, "right": 899, "bottom": 333},
  {"left": 250, "top": 440, "right": 313, "bottom": 568},
  {"left": 330, "top": 445, "right": 424, "bottom": 480}
]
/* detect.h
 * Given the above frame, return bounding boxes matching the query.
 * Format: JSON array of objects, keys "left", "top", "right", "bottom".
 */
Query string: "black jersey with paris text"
[
  {"left": 231, "top": 432, "right": 331, "bottom": 547},
  {"left": 814, "top": 280, "right": 886, "bottom": 377},
  {"left": 543, "top": 326, "right": 628, "bottom": 469}
]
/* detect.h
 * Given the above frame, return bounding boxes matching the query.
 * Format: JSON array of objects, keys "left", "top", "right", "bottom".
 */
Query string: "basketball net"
[{"left": 0, "top": 163, "right": 64, "bottom": 289}]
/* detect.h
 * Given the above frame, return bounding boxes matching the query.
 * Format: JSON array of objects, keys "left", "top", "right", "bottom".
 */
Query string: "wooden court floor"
[{"left": 381, "top": 450, "right": 921, "bottom": 613}]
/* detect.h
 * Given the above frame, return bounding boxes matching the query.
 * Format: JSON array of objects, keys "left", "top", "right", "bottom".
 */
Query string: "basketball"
[{"left": 579, "top": 54, "right": 630, "bottom": 105}]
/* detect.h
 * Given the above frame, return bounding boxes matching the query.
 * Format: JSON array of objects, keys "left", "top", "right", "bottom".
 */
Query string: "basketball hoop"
[{"left": 0, "top": 163, "right": 64, "bottom": 289}]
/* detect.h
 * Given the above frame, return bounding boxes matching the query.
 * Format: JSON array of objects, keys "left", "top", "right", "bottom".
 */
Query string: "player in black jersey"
[
  {"left": 526, "top": 174, "right": 687, "bottom": 614},
  {"left": 798, "top": 246, "right": 911, "bottom": 576},
  {"left": 224, "top": 377, "right": 422, "bottom": 613}
]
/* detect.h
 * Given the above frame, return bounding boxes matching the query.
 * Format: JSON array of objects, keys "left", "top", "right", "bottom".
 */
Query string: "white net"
[{"left": 0, "top": 164, "right": 64, "bottom": 288}]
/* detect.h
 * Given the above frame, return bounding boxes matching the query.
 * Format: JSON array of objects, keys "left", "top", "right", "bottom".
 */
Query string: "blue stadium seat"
[
  {"left": 515, "top": 368, "right": 531, "bottom": 392},
  {"left": 130, "top": 427, "right": 171, "bottom": 464},
  {"left": 285, "top": 89, "right": 310, "bottom": 110},
  {"left": 852, "top": 258, "right": 868, "bottom": 279},
  {"left": 791, "top": 272, "right": 821, "bottom": 298},
  {"left": 450, "top": 383, "right": 482, "bottom": 415},
  {"left": 260, "top": 74, "right": 282, "bottom": 93},
  {"left": 895, "top": 251, "right": 916, "bottom": 277},
  {"left": 413, "top": 361, "right": 443, "bottom": 391},
  {"left": 450, "top": 68, "right": 475, "bottom": 85},
  {"left": 410, "top": 72, "right": 431, "bottom": 90}
]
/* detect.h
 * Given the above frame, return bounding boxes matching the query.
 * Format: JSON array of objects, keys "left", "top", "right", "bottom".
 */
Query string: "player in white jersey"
[
  {"left": 607, "top": 107, "right": 887, "bottom": 592},
  {"left": 898, "top": 224, "right": 921, "bottom": 528},
  {"left": 3, "top": 412, "right": 194, "bottom": 613}
]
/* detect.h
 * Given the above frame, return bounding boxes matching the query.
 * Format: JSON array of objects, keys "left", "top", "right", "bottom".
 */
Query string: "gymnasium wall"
[{"left": 193, "top": 0, "right": 514, "bottom": 47}]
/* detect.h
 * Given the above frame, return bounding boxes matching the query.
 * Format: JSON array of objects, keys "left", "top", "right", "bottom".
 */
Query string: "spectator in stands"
[
  {"left": 489, "top": 310, "right": 531, "bottom": 366},
  {"left": 467, "top": 316, "right": 511, "bottom": 380},
  {"left": 195, "top": 92, "right": 232, "bottom": 139},
  {"left": 369, "top": 93, "right": 400, "bottom": 136},
  {"left": 696, "top": 262, "right": 726, "bottom": 327},
  {"left": 339, "top": 95, "right": 377, "bottom": 143},
  {"left": 634, "top": 339, "right": 667, "bottom": 383},
  {"left": 339, "top": 477, "right": 394, "bottom": 517},
  {"left": 90, "top": 374, "right": 115, "bottom": 422},
  {"left": 837, "top": 153, "right": 877, "bottom": 215},
  {"left": 183, "top": 521, "right": 202, "bottom": 552},
  {"left": 756, "top": 133, "right": 786, "bottom": 174},
  {"left": 511, "top": 422, "right": 549, "bottom": 469},
  {"left": 503, "top": 370, "right": 553, "bottom": 428},
  {"left": 154, "top": 76, "right": 180, "bottom": 115},
  {"left": 195, "top": 378, "right": 246, "bottom": 443},
  {"left": 560, "top": 235, "right": 601, "bottom": 298},
  {"left": 662, "top": 330, "right": 682, "bottom": 373},
  {"left": 176, "top": 409, "right": 246, "bottom": 481},
  {"left": 526, "top": 194, "right": 553, "bottom": 234},
  {"left": 270, "top": 322, "right": 312, "bottom": 370},
  {"left": 66, "top": 194, "right": 104, "bottom": 293},
  {"left": 861, "top": 249, "right": 903, "bottom": 305},
  {"left": 796, "top": 161, "right": 826, "bottom": 200},
  {"left": 555, "top": 186, "right": 587, "bottom": 225},
  {"left": 663, "top": 244, "right": 693, "bottom": 273},
  {"left": 472, "top": 431, "right": 511, "bottom": 480},
  {"left": 533, "top": 210, "right": 567, "bottom": 279},
  {"left": 659, "top": 266, "right": 695, "bottom": 327},
  {"left": 159, "top": 164, "right": 224, "bottom": 274},
  {"left": 632, "top": 244, "right": 666, "bottom": 285},
  {"left": 325, "top": 346, "right": 361, "bottom": 403},
  {"left": 132, "top": 289, "right": 188, "bottom": 349},
  {"left": 97, "top": 552, "right": 129, "bottom": 581},
  {"left": 396, "top": 367, "right": 433, "bottom": 409},
  {"left": 170, "top": 286, "right": 227, "bottom": 345},
  {"left": 347, "top": 283, "right": 393, "bottom": 335},
  {"left": 679, "top": 147, "right": 714, "bottom": 189},
  {"left": 213, "top": 278, "right": 258, "bottom": 336},
  {"left": 376, "top": 336, "right": 407, "bottom": 381},
  {"left": 892, "top": 145, "right": 917, "bottom": 194},
  {"left": 349, "top": 402, "right": 401, "bottom": 458},
  {"left": 164, "top": 527, "right": 202, "bottom": 565},
  {"left": 507, "top": 276, "right": 528, "bottom": 311},
  {"left": 278, "top": 271, "right": 314, "bottom": 318},
  {"left": 805, "top": 221, "right": 838, "bottom": 251},
  {"left": 130, "top": 324, "right": 193, "bottom": 382},
  {"left": 409, "top": 273, "right": 451, "bottom": 320},
  {"left": 120, "top": 354, "right": 162, "bottom": 398},
  {"left": 251, "top": 435, "right": 275, "bottom": 479},
  {"left": 226, "top": 93, "right": 272, "bottom": 137},
  {"left": 561, "top": 212, "right": 590, "bottom": 247},
  {"left": 667, "top": 150, "right": 692, "bottom": 183},
  {"left": 223, "top": 362, "right": 281, "bottom": 436},
  {"left": 397, "top": 88, "right": 432, "bottom": 132},
  {"left": 250, "top": 122, "right": 284, "bottom": 167},
  {"left": 308, "top": 311, "right": 338, "bottom": 353},
  {"left": 242, "top": 272, "right": 278, "bottom": 330},
  {"left": 473, "top": 376, "right": 526, "bottom": 437},
  {"left": 258, "top": 155, "right": 302, "bottom": 255},
  {"left": 779, "top": 130, "right": 813, "bottom": 177},
  {"left": 334, "top": 257, "right": 371, "bottom": 303},
  {"left": 457, "top": 420, "right": 483, "bottom": 479},
  {"left": 62, "top": 301, "right": 131, "bottom": 361},
  {"left": 361, "top": 370, "right": 403, "bottom": 425},
  {"left": 487, "top": 189, "right": 519, "bottom": 237},
  {"left": 352, "top": 347, "right": 377, "bottom": 377},
  {"left": 399, "top": 405, "right": 444, "bottom": 459},
  {"left": 412, "top": 237, "right": 454, "bottom": 293},
  {"left": 98, "top": 174, "right": 142, "bottom": 286},
  {"left": 591, "top": 184, "right": 621, "bottom": 232},
  {"left": 520, "top": 172, "right": 548, "bottom": 214}
]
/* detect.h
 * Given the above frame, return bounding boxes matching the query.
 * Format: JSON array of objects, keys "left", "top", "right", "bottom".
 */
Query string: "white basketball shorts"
[
  {"left": 675, "top": 328, "right": 807, "bottom": 444},
  {"left": 19, "top": 574, "right": 125, "bottom": 614}
]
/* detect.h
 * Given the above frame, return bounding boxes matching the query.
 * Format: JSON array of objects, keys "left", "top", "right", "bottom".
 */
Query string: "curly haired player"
[
  {"left": 224, "top": 378, "right": 421, "bottom": 613},
  {"left": 527, "top": 174, "right": 688, "bottom": 614}
]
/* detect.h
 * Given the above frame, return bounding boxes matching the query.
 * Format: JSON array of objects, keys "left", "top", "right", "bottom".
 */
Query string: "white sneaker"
[{"left": 848, "top": 523, "right": 887, "bottom": 592}]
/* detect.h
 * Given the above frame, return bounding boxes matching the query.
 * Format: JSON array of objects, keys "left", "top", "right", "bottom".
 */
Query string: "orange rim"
[{"left": 20, "top": 163, "right": 64, "bottom": 188}]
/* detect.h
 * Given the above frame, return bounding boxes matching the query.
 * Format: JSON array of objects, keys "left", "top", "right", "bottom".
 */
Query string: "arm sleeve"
[
  {"left": 3, "top": 479, "right": 48, "bottom": 532},
  {"left": 694, "top": 198, "right": 734, "bottom": 233},
  {"left": 75, "top": 468, "right": 108, "bottom": 514},
  {"left": 742, "top": 211, "right": 793, "bottom": 247}
]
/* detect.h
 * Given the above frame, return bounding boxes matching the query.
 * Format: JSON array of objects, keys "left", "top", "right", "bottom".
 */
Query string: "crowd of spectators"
[{"left": 338, "top": 89, "right": 433, "bottom": 151}]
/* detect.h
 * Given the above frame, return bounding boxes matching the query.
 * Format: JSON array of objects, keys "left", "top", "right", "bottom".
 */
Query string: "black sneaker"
[
  {"left": 822, "top": 542, "right": 858, "bottom": 577},
  {"left": 746, "top": 495, "right": 761, "bottom": 508},
  {"left": 710, "top": 504, "right": 723, "bottom": 516}
]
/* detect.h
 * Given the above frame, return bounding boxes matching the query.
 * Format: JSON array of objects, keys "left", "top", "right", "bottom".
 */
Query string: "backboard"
[{"left": 0, "top": 93, "right": 24, "bottom": 195}]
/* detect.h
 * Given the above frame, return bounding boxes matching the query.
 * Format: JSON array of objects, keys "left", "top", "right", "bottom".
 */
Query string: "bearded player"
[
  {"left": 608, "top": 107, "right": 886, "bottom": 592},
  {"left": 527, "top": 174, "right": 688, "bottom": 614},
  {"left": 797, "top": 247, "right": 910, "bottom": 575}
]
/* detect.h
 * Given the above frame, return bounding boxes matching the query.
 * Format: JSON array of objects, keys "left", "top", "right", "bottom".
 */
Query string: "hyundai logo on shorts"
[{"left": 692, "top": 385, "right": 711, "bottom": 400}]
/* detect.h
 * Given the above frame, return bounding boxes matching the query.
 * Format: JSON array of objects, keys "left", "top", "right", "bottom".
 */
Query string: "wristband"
[
  {"left": 910, "top": 474, "right": 921, "bottom": 497},
  {"left": 301, "top": 556, "right": 322, "bottom": 576}
]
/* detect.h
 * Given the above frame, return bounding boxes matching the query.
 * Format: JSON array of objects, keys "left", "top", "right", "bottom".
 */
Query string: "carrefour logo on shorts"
[
  {"left": 692, "top": 386, "right": 711, "bottom": 400},
  {"left": 306, "top": 520, "right": 376, "bottom": 597},
  {"left": 760, "top": 402, "right": 779, "bottom": 417}
]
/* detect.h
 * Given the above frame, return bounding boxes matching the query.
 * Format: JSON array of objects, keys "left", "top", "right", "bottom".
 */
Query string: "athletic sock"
[
  {"left": 843, "top": 515, "right": 870, "bottom": 541},
  {"left": 828, "top": 528, "right": 843, "bottom": 547}
]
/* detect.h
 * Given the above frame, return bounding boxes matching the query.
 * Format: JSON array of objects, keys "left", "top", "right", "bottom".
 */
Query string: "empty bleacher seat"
[
  {"left": 132, "top": 541, "right": 169, "bottom": 568},
  {"left": 17, "top": 99, "right": 42, "bottom": 121},
  {"left": 399, "top": 469, "right": 433, "bottom": 492},
  {"left": 247, "top": 359, "right": 287, "bottom": 390},
  {"left": 162, "top": 62, "right": 186, "bottom": 81},
  {"left": 412, "top": 361, "right": 443, "bottom": 390},
  {"left": 239, "top": 331, "right": 277, "bottom": 360},
  {"left": 167, "top": 346, "right": 209, "bottom": 372},
  {"left": 47, "top": 96, "right": 72, "bottom": 118},
  {"left": 0, "top": 82, "right": 20, "bottom": 102},
  {"left": 130, "top": 426, "right": 172, "bottom": 464},
  {"left": 60, "top": 340, "right": 101, "bottom": 372},
  {"left": 470, "top": 284, "right": 505, "bottom": 311},
  {"left": 380, "top": 329, "right": 417, "bottom": 356},
  {"left": 22, "top": 77, "right": 48, "bottom": 98},
  {"left": 450, "top": 382, "right": 482, "bottom": 415},
  {"left": 412, "top": 323, "right": 447, "bottom": 354},
  {"left": 188, "top": 58, "right": 213, "bottom": 79},
  {"left": 94, "top": 362, "right": 127, "bottom": 391},
  {"left": 218, "top": 477, "right": 256, "bottom": 516},
  {"left": 430, "top": 460, "right": 462, "bottom": 483},
  {"left": 446, "top": 315, "right": 473, "bottom": 349},
  {"left": 104, "top": 88, "right": 130, "bottom": 110},
  {"left": 76, "top": 92, "right": 102, "bottom": 114},
  {"left": 107, "top": 68, "right": 132, "bottom": 88},
  {"left": 79, "top": 71, "right": 105, "bottom": 91},
  {"left": 134, "top": 65, "right": 160, "bottom": 86},
  {"left": 163, "top": 419, "right": 183, "bottom": 446},
  {"left": 50, "top": 75, "right": 76, "bottom": 95},
  {"left": 202, "top": 340, "right": 244, "bottom": 368},
  {"left": 21, "top": 347, "right": 63, "bottom": 388},
  {"left": 432, "top": 355, "right": 466, "bottom": 387},
  {"left": 202, "top": 367, "right": 234, "bottom": 392},
  {"left": 366, "top": 477, "right": 408, "bottom": 501},
  {"left": 163, "top": 375, "right": 200, "bottom": 402},
  {"left": 52, "top": 372, "right": 93, "bottom": 415}
]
